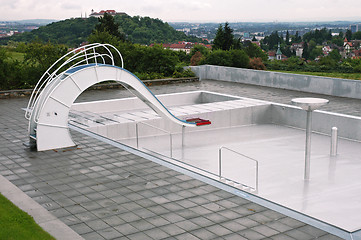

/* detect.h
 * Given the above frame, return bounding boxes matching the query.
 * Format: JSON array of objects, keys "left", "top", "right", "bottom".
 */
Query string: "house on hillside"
[
  {"left": 343, "top": 38, "right": 353, "bottom": 57},
  {"left": 341, "top": 38, "right": 361, "bottom": 58},
  {"left": 163, "top": 42, "right": 193, "bottom": 54},
  {"left": 89, "top": 10, "right": 127, "bottom": 18},
  {"left": 268, "top": 43, "right": 287, "bottom": 60},
  {"left": 322, "top": 45, "right": 332, "bottom": 56},
  {"left": 290, "top": 42, "right": 304, "bottom": 57},
  {"left": 150, "top": 42, "right": 212, "bottom": 54}
]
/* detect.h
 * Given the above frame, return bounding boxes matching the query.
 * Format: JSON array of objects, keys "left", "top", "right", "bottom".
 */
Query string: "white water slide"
[{"left": 25, "top": 43, "right": 204, "bottom": 151}]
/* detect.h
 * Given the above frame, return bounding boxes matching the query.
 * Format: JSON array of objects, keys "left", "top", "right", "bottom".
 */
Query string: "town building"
[
  {"left": 89, "top": 9, "right": 127, "bottom": 18},
  {"left": 290, "top": 42, "right": 304, "bottom": 58},
  {"left": 150, "top": 42, "right": 212, "bottom": 54},
  {"left": 268, "top": 43, "right": 287, "bottom": 60},
  {"left": 350, "top": 24, "right": 359, "bottom": 33}
]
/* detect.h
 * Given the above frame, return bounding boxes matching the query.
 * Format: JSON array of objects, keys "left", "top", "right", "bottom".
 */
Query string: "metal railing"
[
  {"left": 25, "top": 43, "right": 124, "bottom": 122},
  {"left": 135, "top": 122, "right": 173, "bottom": 158},
  {"left": 218, "top": 146, "right": 259, "bottom": 192}
]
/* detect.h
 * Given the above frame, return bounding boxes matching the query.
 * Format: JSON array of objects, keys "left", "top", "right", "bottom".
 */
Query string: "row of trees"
[
  {"left": 0, "top": 13, "right": 201, "bottom": 90},
  {"left": 1, "top": 14, "right": 201, "bottom": 47},
  {"left": 188, "top": 23, "right": 268, "bottom": 70},
  {"left": 0, "top": 43, "right": 68, "bottom": 90},
  {"left": 3, "top": 15, "right": 361, "bottom": 90}
]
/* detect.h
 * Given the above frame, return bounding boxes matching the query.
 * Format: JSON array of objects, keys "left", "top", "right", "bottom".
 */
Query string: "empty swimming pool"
[{"left": 69, "top": 90, "right": 361, "bottom": 239}]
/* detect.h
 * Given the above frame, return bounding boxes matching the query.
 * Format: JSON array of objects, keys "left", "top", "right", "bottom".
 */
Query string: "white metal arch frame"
[{"left": 26, "top": 43, "right": 196, "bottom": 151}]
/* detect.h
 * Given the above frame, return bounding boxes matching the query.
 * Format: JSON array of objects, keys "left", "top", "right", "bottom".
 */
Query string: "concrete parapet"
[{"left": 190, "top": 65, "right": 361, "bottom": 99}]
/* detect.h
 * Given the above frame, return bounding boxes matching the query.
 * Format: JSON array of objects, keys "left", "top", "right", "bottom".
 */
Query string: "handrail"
[
  {"left": 25, "top": 43, "right": 123, "bottom": 122},
  {"left": 219, "top": 146, "right": 259, "bottom": 192},
  {"left": 135, "top": 121, "right": 173, "bottom": 158}
]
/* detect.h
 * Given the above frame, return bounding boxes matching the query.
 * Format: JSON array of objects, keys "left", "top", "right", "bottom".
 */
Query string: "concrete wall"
[{"left": 190, "top": 65, "right": 361, "bottom": 99}]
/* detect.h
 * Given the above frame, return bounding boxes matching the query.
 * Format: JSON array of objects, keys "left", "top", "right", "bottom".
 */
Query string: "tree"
[
  {"left": 285, "top": 31, "right": 290, "bottom": 45},
  {"left": 190, "top": 51, "right": 204, "bottom": 66},
  {"left": 212, "top": 24, "right": 225, "bottom": 50},
  {"left": 95, "top": 13, "right": 125, "bottom": 41},
  {"left": 190, "top": 44, "right": 209, "bottom": 58},
  {"left": 205, "top": 50, "right": 232, "bottom": 66},
  {"left": 88, "top": 30, "right": 120, "bottom": 46},
  {"left": 345, "top": 29, "right": 352, "bottom": 41},
  {"left": 230, "top": 49, "right": 249, "bottom": 68},
  {"left": 24, "top": 42, "right": 67, "bottom": 72},
  {"left": 328, "top": 49, "right": 341, "bottom": 62},
  {"left": 332, "top": 35, "right": 344, "bottom": 46},
  {"left": 212, "top": 22, "right": 235, "bottom": 51},
  {"left": 353, "top": 31, "right": 361, "bottom": 40},
  {"left": 310, "top": 48, "right": 323, "bottom": 60},
  {"left": 0, "top": 48, "right": 9, "bottom": 89},
  {"left": 249, "top": 57, "right": 266, "bottom": 70},
  {"left": 291, "top": 31, "right": 302, "bottom": 43},
  {"left": 302, "top": 42, "right": 309, "bottom": 59},
  {"left": 262, "top": 31, "right": 282, "bottom": 50},
  {"left": 243, "top": 41, "right": 268, "bottom": 61},
  {"left": 223, "top": 22, "right": 234, "bottom": 51}
]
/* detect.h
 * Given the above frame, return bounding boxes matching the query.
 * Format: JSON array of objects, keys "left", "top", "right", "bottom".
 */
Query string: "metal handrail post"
[
  {"left": 218, "top": 147, "right": 222, "bottom": 179},
  {"left": 169, "top": 133, "right": 173, "bottom": 158},
  {"left": 182, "top": 125, "right": 185, "bottom": 147},
  {"left": 136, "top": 122, "right": 139, "bottom": 149},
  {"left": 255, "top": 160, "right": 259, "bottom": 192}
]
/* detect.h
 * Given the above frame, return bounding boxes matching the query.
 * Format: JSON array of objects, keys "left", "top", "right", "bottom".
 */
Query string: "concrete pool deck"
[{"left": 1, "top": 79, "right": 359, "bottom": 239}]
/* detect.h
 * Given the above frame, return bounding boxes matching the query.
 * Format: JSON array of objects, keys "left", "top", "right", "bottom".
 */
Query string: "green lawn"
[
  {"left": 271, "top": 70, "right": 361, "bottom": 80},
  {"left": 7, "top": 51, "right": 25, "bottom": 62},
  {"left": 0, "top": 193, "right": 55, "bottom": 240}
]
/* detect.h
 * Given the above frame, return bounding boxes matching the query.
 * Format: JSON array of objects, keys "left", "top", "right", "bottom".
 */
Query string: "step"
[{"left": 30, "top": 134, "right": 37, "bottom": 140}]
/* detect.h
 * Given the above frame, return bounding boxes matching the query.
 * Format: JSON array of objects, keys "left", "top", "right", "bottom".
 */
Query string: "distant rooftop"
[{"left": 89, "top": 9, "right": 127, "bottom": 18}]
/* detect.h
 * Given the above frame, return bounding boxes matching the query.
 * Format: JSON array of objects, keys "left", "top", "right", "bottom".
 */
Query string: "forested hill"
[{"left": 3, "top": 15, "right": 200, "bottom": 47}]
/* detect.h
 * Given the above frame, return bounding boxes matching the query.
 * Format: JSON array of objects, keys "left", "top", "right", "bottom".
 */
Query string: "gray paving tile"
[
  {"left": 279, "top": 217, "right": 305, "bottom": 228},
  {"left": 251, "top": 225, "right": 280, "bottom": 237},
  {"left": 284, "top": 229, "right": 314, "bottom": 240},
  {"left": 113, "top": 223, "right": 139, "bottom": 235},
  {"left": 98, "top": 227, "right": 123, "bottom": 239},
  {"left": 271, "top": 234, "right": 296, "bottom": 240},
  {"left": 71, "top": 222, "right": 93, "bottom": 235},
  {"left": 125, "top": 232, "right": 152, "bottom": 240},
  {"left": 237, "top": 229, "right": 266, "bottom": 240},
  {"left": 190, "top": 228, "right": 217, "bottom": 239},
  {"left": 175, "top": 220, "right": 200, "bottom": 231},
  {"left": 130, "top": 219, "right": 155, "bottom": 231},
  {"left": 297, "top": 225, "right": 328, "bottom": 237},
  {"left": 81, "top": 231, "right": 106, "bottom": 240},
  {"left": 103, "top": 215, "right": 124, "bottom": 226},
  {"left": 143, "top": 228, "right": 169, "bottom": 239},
  {"left": 174, "top": 232, "right": 199, "bottom": 240},
  {"left": 189, "top": 216, "right": 215, "bottom": 228},
  {"left": 265, "top": 221, "right": 293, "bottom": 233},
  {"left": 221, "top": 220, "right": 247, "bottom": 232},
  {"left": 85, "top": 219, "right": 110, "bottom": 231},
  {"left": 160, "top": 224, "right": 187, "bottom": 235},
  {"left": 226, "top": 233, "right": 252, "bottom": 240}
]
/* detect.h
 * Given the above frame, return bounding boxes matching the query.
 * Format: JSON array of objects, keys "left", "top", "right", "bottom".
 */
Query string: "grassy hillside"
[
  {"left": 271, "top": 70, "right": 361, "bottom": 80},
  {"left": 2, "top": 15, "right": 201, "bottom": 47}
]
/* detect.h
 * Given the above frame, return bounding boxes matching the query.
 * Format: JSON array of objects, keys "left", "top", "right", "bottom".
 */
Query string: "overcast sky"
[{"left": 1, "top": 0, "right": 361, "bottom": 22}]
